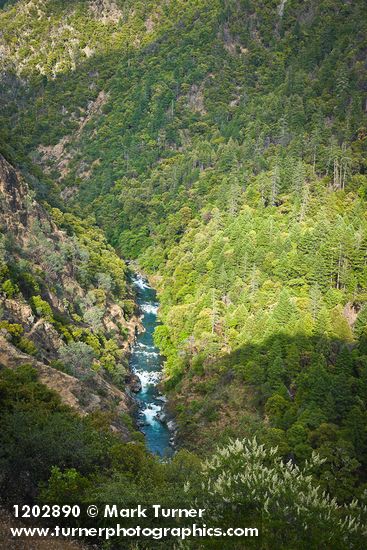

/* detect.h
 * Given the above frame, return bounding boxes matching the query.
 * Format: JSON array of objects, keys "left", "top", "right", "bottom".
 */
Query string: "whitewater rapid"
[{"left": 130, "top": 273, "right": 174, "bottom": 457}]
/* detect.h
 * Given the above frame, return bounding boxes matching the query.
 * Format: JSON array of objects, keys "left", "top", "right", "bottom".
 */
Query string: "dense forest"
[{"left": 1, "top": 0, "right": 367, "bottom": 548}]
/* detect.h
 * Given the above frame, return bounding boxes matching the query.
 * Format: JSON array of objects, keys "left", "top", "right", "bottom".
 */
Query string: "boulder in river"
[
  {"left": 156, "top": 412, "right": 167, "bottom": 423},
  {"left": 126, "top": 372, "right": 142, "bottom": 393},
  {"left": 156, "top": 395, "right": 167, "bottom": 403}
]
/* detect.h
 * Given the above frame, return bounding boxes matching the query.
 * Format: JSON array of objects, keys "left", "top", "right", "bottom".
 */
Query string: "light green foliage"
[
  {"left": 0, "top": 320, "right": 24, "bottom": 338},
  {"left": 58, "top": 341, "right": 96, "bottom": 378},
  {"left": 1, "top": 279, "right": 19, "bottom": 298},
  {"left": 148, "top": 180, "right": 367, "bottom": 498},
  {"left": 50, "top": 209, "right": 127, "bottom": 297},
  {"left": 16, "top": 336, "right": 37, "bottom": 355},
  {"left": 199, "top": 437, "right": 367, "bottom": 548},
  {"left": 156, "top": 188, "right": 367, "bottom": 355},
  {"left": 0, "top": 320, "right": 37, "bottom": 355},
  {"left": 30, "top": 295, "right": 54, "bottom": 321},
  {"left": 83, "top": 305, "right": 104, "bottom": 333},
  {"left": 40, "top": 467, "right": 91, "bottom": 503}
]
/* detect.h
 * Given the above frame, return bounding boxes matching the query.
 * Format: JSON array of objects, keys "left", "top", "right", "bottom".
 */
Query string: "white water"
[
  {"left": 130, "top": 273, "right": 174, "bottom": 457},
  {"left": 141, "top": 302, "right": 159, "bottom": 315},
  {"left": 133, "top": 274, "right": 150, "bottom": 290}
]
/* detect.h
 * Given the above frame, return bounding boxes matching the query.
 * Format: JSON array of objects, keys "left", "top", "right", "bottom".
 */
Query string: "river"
[{"left": 130, "top": 273, "right": 174, "bottom": 458}]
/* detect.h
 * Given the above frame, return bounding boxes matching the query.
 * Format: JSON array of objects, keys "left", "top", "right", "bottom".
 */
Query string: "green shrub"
[
  {"left": 54, "top": 322, "right": 74, "bottom": 343},
  {"left": 0, "top": 366, "right": 121, "bottom": 500},
  {"left": 0, "top": 263, "right": 9, "bottom": 282},
  {"left": 120, "top": 412, "right": 133, "bottom": 430},
  {"left": 0, "top": 320, "right": 24, "bottom": 338},
  {"left": 39, "top": 467, "right": 92, "bottom": 503},
  {"left": 199, "top": 438, "right": 367, "bottom": 549},
  {"left": 132, "top": 431, "right": 145, "bottom": 443},
  {"left": 117, "top": 323, "right": 129, "bottom": 339},
  {"left": 49, "top": 359, "right": 73, "bottom": 376},
  {"left": 17, "top": 337, "right": 37, "bottom": 356},
  {"left": 121, "top": 299, "right": 135, "bottom": 318},
  {"left": 30, "top": 295, "right": 54, "bottom": 322},
  {"left": 1, "top": 279, "right": 19, "bottom": 298},
  {"left": 0, "top": 321, "right": 37, "bottom": 355},
  {"left": 58, "top": 342, "right": 96, "bottom": 378},
  {"left": 17, "top": 271, "right": 40, "bottom": 296}
]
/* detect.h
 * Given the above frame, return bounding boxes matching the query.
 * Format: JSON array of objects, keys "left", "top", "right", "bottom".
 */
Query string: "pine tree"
[
  {"left": 270, "top": 164, "right": 280, "bottom": 206},
  {"left": 272, "top": 289, "right": 296, "bottom": 330}
]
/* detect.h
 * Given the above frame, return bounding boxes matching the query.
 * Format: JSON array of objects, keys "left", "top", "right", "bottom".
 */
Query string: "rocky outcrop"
[
  {"left": 1, "top": 298, "right": 34, "bottom": 329},
  {"left": 0, "top": 153, "right": 138, "bottom": 437},
  {"left": 0, "top": 154, "right": 32, "bottom": 242},
  {"left": 27, "top": 319, "right": 64, "bottom": 360},
  {"left": 88, "top": 0, "right": 123, "bottom": 23},
  {"left": 0, "top": 153, "right": 131, "bottom": 357},
  {"left": 125, "top": 370, "right": 142, "bottom": 393},
  {"left": 36, "top": 90, "right": 108, "bottom": 183},
  {"left": 0, "top": 335, "right": 133, "bottom": 436}
]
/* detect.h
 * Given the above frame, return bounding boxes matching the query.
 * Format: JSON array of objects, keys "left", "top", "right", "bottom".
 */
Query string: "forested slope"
[
  {"left": 1, "top": 0, "right": 366, "bottom": 253},
  {"left": 1, "top": 0, "right": 367, "bottom": 533}
]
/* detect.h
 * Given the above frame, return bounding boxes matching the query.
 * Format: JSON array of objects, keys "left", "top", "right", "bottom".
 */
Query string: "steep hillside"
[
  {"left": 1, "top": 0, "right": 367, "bottom": 525},
  {"left": 1, "top": 0, "right": 366, "bottom": 255},
  {"left": 0, "top": 153, "right": 139, "bottom": 430}
]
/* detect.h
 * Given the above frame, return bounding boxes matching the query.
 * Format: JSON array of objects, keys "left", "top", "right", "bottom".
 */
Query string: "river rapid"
[{"left": 130, "top": 273, "right": 174, "bottom": 458}]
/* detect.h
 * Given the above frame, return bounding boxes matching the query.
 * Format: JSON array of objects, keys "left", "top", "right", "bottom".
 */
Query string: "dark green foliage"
[
  {"left": 0, "top": 366, "right": 161, "bottom": 505},
  {"left": 1, "top": 1, "right": 367, "bottom": 545},
  {"left": 0, "top": 366, "right": 109, "bottom": 500},
  {"left": 171, "top": 332, "right": 367, "bottom": 501}
]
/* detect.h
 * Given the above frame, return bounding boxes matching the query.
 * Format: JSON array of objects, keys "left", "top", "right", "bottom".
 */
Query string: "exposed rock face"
[
  {"left": 0, "top": 153, "right": 65, "bottom": 256},
  {"left": 0, "top": 153, "right": 130, "bottom": 355},
  {"left": 88, "top": 0, "right": 123, "bottom": 23},
  {"left": 0, "top": 336, "right": 132, "bottom": 422},
  {"left": 187, "top": 84, "right": 207, "bottom": 114},
  {"left": 0, "top": 153, "right": 137, "bottom": 436},
  {"left": 1, "top": 298, "right": 34, "bottom": 329},
  {"left": 344, "top": 301, "right": 359, "bottom": 328},
  {"left": 27, "top": 319, "right": 64, "bottom": 360},
  {"left": 36, "top": 90, "right": 108, "bottom": 183},
  {"left": 125, "top": 371, "right": 142, "bottom": 393},
  {"left": 0, "top": 154, "right": 32, "bottom": 242}
]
